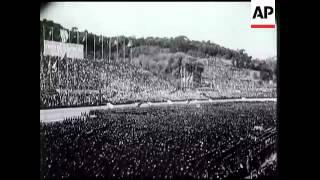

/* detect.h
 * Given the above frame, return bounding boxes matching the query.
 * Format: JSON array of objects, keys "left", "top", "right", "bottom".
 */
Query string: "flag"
[
  {"left": 77, "top": 31, "right": 79, "bottom": 44},
  {"left": 61, "top": 53, "right": 67, "bottom": 61},
  {"left": 52, "top": 59, "right": 57, "bottom": 72},
  {"left": 60, "top": 29, "right": 68, "bottom": 43},
  {"left": 82, "top": 33, "right": 86, "bottom": 42},
  {"left": 127, "top": 40, "right": 133, "bottom": 47},
  {"left": 48, "top": 29, "right": 52, "bottom": 37},
  {"left": 48, "top": 59, "right": 51, "bottom": 73},
  {"left": 73, "top": 31, "right": 77, "bottom": 41}
]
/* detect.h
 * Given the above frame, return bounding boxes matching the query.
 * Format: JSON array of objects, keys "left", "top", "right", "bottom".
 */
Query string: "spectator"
[{"left": 40, "top": 102, "right": 277, "bottom": 179}]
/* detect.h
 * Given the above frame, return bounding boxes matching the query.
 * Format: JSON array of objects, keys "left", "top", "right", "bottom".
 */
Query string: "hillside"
[
  {"left": 41, "top": 19, "right": 247, "bottom": 63},
  {"left": 40, "top": 19, "right": 276, "bottom": 80},
  {"left": 130, "top": 47, "right": 275, "bottom": 91}
]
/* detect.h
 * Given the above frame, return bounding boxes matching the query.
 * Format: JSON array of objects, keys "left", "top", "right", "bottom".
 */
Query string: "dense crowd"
[
  {"left": 40, "top": 55, "right": 176, "bottom": 108},
  {"left": 201, "top": 58, "right": 276, "bottom": 99},
  {"left": 40, "top": 102, "right": 277, "bottom": 179},
  {"left": 40, "top": 55, "right": 276, "bottom": 109}
]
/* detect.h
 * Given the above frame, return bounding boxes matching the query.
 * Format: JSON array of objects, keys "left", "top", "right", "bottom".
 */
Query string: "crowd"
[
  {"left": 40, "top": 55, "right": 176, "bottom": 108},
  {"left": 40, "top": 90, "right": 103, "bottom": 108},
  {"left": 40, "top": 56, "right": 103, "bottom": 91},
  {"left": 40, "top": 102, "right": 277, "bottom": 179},
  {"left": 201, "top": 58, "right": 276, "bottom": 99},
  {"left": 40, "top": 55, "right": 276, "bottom": 109}
]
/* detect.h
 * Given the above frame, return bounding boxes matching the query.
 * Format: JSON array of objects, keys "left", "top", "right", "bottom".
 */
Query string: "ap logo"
[{"left": 251, "top": 0, "right": 276, "bottom": 28}]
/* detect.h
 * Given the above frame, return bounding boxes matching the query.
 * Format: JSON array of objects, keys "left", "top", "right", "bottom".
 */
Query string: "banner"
[{"left": 43, "top": 40, "right": 84, "bottom": 59}]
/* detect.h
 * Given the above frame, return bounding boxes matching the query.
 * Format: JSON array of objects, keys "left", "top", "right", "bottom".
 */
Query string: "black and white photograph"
[{"left": 40, "top": 2, "right": 278, "bottom": 179}]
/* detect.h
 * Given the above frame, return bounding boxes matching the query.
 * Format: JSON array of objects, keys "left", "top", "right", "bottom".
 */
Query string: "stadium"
[{"left": 40, "top": 3, "right": 277, "bottom": 180}]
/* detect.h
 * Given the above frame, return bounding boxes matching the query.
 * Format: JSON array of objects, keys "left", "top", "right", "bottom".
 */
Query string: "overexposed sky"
[{"left": 40, "top": 2, "right": 277, "bottom": 59}]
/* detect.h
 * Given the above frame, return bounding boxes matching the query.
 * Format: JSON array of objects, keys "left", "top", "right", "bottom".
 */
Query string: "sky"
[{"left": 40, "top": 2, "right": 277, "bottom": 59}]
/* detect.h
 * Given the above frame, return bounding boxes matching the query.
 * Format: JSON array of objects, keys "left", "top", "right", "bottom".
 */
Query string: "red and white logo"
[{"left": 251, "top": 0, "right": 276, "bottom": 28}]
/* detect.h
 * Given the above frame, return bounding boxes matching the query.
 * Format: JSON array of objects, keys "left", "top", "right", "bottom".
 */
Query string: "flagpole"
[
  {"left": 182, "top": 65, "right": 184, "bottom": 90},
  {"left": 40, "top": 54, "right": 42, "bottom": 90},
  {"left": 180, "top": 63, "right": 183, "bottom": 90},
  {"left": 40, "top": 53, "right": 44, "bottom": 90},
  {"left": 86, "top": 32, "right": 88, "bottom": 59},
  {"left": 183, "top": 65, "right": 185, "bottom": 90},
  {"left": 192, "top": 71, "right": 194, "bottom": 89},
  {"left": 130, "top": 48, "right": 132, "bottom": 64},
  {"left": 102, "top": 35, "right": 103, "bottom": 60},
  {"left": 184, "top": 64, "right": 185, "bottom": 90},
  {"left": 43, "top": 25, "right": 45, "bottom": 41},
  {"left": 194, "top": 64, "right": 197, "bottom": 88},
  {"left": 109, "top": 38, "right": 111, "bottom": 63},
  {"left": 51, "top": 27, "right": 53, "bottom": 41},
  {"left": 49, "top": 57, "right": 51, "bottom": 89},
  {"left": 58, "top": 57, "right": 60, "bottom": 90},
  {"left": 94, "top": 36, "right": 95, "bottom": 61},
  {"left": 210, "top": 59, "right": 213, "bottom": 89},
  {"left": 184, "top": 64, "right": 186, "bottom": 90},
  {"left": 69, "top": 30, "right": 71, "bottom": 43},
  {"left": 116, "top": 37, "right": 119, "bottom": 62},
  {"left": 67, "top": 57, "right": 69, "bottom": 90},
  {"left": 42, "top": 25, "right": 45, "bottom": 55},
  {"left": 73, "top": 58, "right": 76, "bottom": 89},
  {"left": 123, "top": 38, "right": 125, "bottom": 61},
  {"left": 77, "top": 31, "right": 79, "bottom": 44}
]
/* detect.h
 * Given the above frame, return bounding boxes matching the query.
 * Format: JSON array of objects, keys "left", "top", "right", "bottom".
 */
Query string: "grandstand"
[
  {"left": 40, "top": 53, "right": 275, "bottom": 109},
  {"left": 40, "top": 19, "right": 276, "bottom": 109}
]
